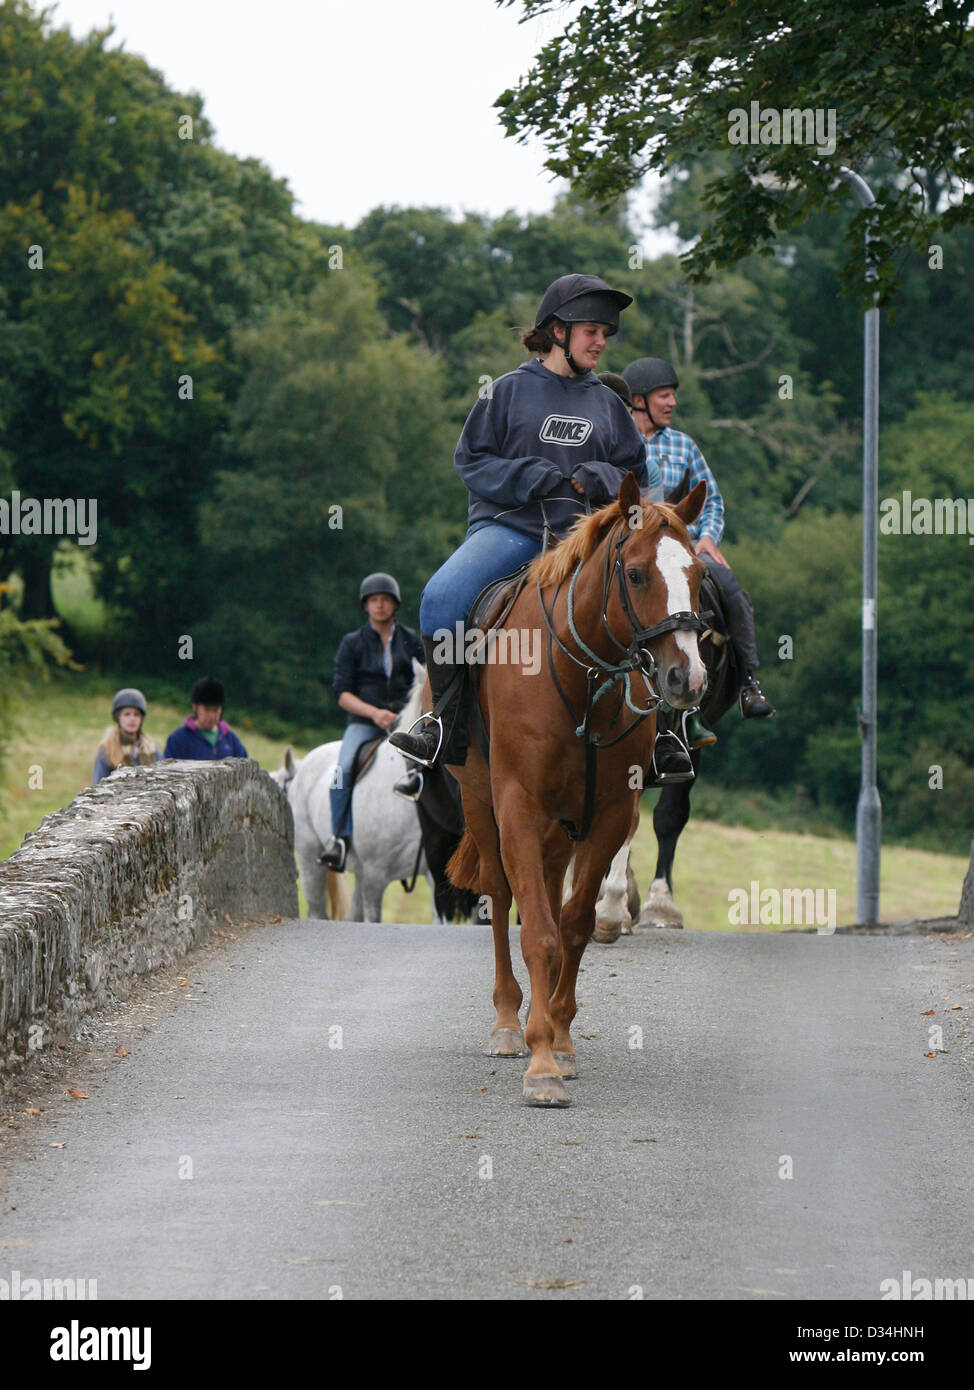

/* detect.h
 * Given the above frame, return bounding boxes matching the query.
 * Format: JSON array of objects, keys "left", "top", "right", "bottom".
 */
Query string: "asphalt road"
[{"left": 1, "top": 920, "right": 972, "bottom": 1301}]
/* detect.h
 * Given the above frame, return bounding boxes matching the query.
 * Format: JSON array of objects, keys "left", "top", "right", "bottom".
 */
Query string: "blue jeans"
[
  {"left": 330, "top": 722, "right": 381, "bottom": 841},
  {"left": 419, "top": 522, "right": 543, "bottom": 636}
]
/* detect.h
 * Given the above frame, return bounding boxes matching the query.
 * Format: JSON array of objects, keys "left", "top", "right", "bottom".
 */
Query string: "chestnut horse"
[{"left": 448, "top": 473, "right": 707, "bottom": 1106}]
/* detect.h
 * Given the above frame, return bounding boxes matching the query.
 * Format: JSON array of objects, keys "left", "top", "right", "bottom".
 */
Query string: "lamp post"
[{"left": 837, "top": 166, "right": 881, "bottom": 925}]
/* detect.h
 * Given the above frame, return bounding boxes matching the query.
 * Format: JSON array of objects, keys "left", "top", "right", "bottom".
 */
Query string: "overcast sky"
[{"left": 48, "top": 0, "right": 674, "bottom": 250}]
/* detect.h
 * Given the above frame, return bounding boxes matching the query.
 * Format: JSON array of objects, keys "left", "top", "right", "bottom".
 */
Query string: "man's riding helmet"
[
  {"left": 360, "top": 572, "right": 401, "bottom": 607},
  {"left": 535, "top": 274, "right": 633, "bottom": 375},
  {"left": 112, "top": 687, "right": 147, "bottom": 717},
  {"left": 623, "top": 357, "right": 680, "bottom": 429},
  {"left": 191, "top": 676, "right": 225, "bottom": 707}
]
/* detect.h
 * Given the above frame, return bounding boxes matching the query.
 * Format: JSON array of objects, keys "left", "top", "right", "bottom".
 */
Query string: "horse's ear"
[
  {"left": 673, "top": 479, "right": 707, "bottom": 528},
  {"left": 284, "top": 745, "right": 296, "bottom": 776},
  {"left": 617, "top": 471, "right": 642, "bottom": 528}
]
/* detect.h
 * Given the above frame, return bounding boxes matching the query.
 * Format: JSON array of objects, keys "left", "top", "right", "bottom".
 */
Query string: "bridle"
[{"left": 538, "top": 513, "right": 704, "bottom": 842}]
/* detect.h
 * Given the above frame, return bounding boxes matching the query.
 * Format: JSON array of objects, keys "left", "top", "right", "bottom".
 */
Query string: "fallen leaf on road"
[
  {"left": 67, "top": 1089, "right": 87, "bottom": 1099},
  {"left": 553, "top": 1139, "right": 581, "bottom": 1146},
  {"left": 49, "top": 1142, "right": 66, "bottom": 1149},
  {"left": 951, "top": 1004, "right": 964, "bottom": 1010},
  {"left": 459, "top": 1133, "right": 483, "bottom": 1139},
  {"left": 177, "top": 977, "right": 189, "bottom": 987},
  {"left": 517, "top": 1276, "right": 586, "bottom": 1290},
  {"left": 115, "top": 1046, "right": 128, "bottom": 1056},
  {"left": 24, "top": 1107, "right": 41, "bottom": 1116},
  {"left": 921, "top": 1010, "right": 935, "bottom": 1016},
  {"left": 923, "top": 1052, "right": 938, "bottom": 1058}
]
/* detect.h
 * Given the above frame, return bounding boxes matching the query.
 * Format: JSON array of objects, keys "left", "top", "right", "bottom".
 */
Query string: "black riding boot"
[
  {"left": 739, "top": 671, "right": 776, "bottom": 718},
  {"left": 389, "top": 634, "right": 469, "bottom": 768},
  {"left": 393, "top": 768, "right": 424, "bottom": 801},
  {"left": 651, "top": 705, "right": 695, "bottom": 784},
  {"left": 319, "top": 835, "right": 348, "bottom": 871}
]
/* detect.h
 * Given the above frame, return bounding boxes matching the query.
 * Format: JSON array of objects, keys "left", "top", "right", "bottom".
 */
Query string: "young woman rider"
[{"left": 390, "top": 274, "right": 694, "bottom": 783}]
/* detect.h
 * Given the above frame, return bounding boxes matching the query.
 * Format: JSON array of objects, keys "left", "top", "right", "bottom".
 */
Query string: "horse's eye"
[{"left": 626, "top": 568, "right": 643, "bottom": 586}]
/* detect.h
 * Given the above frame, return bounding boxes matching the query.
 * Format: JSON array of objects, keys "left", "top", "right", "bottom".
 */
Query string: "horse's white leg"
[
  {"left": 295, "top": 842, "right": 329, "bottom": 920},
  {"left": 357, "top": 876, "right": 384, "bottom": 924},
  {"left": 593, "top": 839, "right": 633, "bottom": 944},
  {"left": 349, "top": 878, "right": 364, "bottom": 923},
  {"left": 639, "top": 877, "right": 685, "bottom": 929}
]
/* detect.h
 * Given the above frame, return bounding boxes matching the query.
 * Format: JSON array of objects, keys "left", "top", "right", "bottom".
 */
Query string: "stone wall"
[{"left": 0, "top": 760, "right": 297, "bottom": 1081}]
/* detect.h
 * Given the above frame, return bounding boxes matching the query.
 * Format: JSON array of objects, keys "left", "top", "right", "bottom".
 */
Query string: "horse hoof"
[
  {"left": 522, "top": 1074, "right": 572, "bottom": 1107},
  {"left": 639, "top": 914, "right": 684, "bottom": 930},
  {"left": 593, "top": 922, "right": 622, "bottom": 944},
  {"left": 554, "top": 1051, "right": 578, "bottom": 1079},
  {"left": 638, "top": 878, "right": 685, "bottom": 929},
  {"left": 484, "top": 1028, "right": 529, "bottom": 1057}
]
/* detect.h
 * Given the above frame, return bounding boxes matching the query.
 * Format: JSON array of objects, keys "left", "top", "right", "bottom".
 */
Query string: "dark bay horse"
[
  {"left": 639, "top": 573, "right": 740, "bottom": 929},
  {"left": 448, "top": 473, "right": 707, "bottom": 1106}
]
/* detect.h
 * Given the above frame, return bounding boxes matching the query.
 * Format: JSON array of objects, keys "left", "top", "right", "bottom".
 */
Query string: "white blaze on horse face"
[{"left": 655, "top": 535, "right": 706, "bottom": 691}]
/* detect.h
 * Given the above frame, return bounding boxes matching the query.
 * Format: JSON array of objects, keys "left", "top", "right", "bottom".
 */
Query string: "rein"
[{"left": 538, "top": 516, "right": 703, "bottom": 843}]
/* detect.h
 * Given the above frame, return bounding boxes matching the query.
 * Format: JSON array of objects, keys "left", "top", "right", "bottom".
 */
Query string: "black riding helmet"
[
  {"left": 536, "top": 274, "right": 633, "bottom": 375},
  {"left": 623, "top": 357, "right": 680, "bottom": 429},
  {"left": 359, "top": 572, "right": 401, "bottom": 607},
  {"left": 191, "top": 676, "right": 225, "bottom": 707},
  {"left": 598, "top": 371, "right": 634, "bottom": 409}
]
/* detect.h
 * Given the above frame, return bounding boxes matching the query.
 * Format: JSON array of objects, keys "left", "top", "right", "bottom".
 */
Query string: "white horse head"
[{"left": 269, "top": 745, "right": 299, "bottom": 790}]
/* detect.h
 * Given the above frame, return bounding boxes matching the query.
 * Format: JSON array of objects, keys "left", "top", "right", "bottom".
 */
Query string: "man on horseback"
[
  {"left": 321, "top": 573, "right": 425, "bottom": 872},
  {"left": 389, "top": 274, "right": 692, "bottom": 785},
  {"left": 622, "top": 356, "right": 776, "bottom": 747}
]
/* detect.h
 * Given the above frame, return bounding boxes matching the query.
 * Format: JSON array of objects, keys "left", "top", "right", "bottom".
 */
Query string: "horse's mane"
[
  {"left": 529, "top": 497, "right": 689, "bottom": 588},
  {"left": 394, "top": 659, "right": 427, "bottom": 732}
]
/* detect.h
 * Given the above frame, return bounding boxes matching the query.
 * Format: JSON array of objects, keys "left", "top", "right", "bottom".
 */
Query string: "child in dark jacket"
[{"left": 163, "top": 677, "right": 248, "bottom": 761}]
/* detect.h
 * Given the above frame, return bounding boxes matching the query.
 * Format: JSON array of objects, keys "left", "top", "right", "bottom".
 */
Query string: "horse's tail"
[
  {"left": 326, "top": 869, "right": 350, "bottom": 922},
  {"left": 447, "top": 828, "right": 480, "bottom": 893}
]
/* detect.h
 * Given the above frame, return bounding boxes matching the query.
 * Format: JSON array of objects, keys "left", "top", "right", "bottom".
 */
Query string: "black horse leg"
[{"left": 652, "top": 755, "right": 697, "bottom": 892}]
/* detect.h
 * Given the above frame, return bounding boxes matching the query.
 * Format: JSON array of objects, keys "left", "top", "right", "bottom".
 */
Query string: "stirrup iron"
[{"left": 394, "top": 714, "right": 444, "bottom": 769}]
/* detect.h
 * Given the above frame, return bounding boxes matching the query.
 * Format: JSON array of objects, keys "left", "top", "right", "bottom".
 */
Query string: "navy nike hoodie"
[{"left": 454, "top": 359, "right": 649, "bottom": 541}]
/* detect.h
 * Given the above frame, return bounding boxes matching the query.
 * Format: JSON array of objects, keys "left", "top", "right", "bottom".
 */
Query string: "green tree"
[
  {"left": 195, "top": 265, "right": 462, "bottom": 723},
  {"left": 0, "top": 1, "right": 333, "bottom": 647},
  {"left": 497, "top": 0, "right": 974, "bottom": 303}
]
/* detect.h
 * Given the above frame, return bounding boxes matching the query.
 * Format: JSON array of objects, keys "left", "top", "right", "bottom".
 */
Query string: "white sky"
[{"left": 48, "top": 0, "right": 675, "bottom": 250}]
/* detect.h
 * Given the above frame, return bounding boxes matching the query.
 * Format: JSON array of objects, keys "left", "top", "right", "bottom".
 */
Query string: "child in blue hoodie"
[{"left": 163, "top": 676, "right": 248, "bottom": 761}]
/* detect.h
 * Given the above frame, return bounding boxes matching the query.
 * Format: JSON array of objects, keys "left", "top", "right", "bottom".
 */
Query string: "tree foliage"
[
  {"left": 195, "top": 266, "right": 461, "bottom": 722},
  {"left": 497, "top": 0, "right": 974, "bottom": 303}
]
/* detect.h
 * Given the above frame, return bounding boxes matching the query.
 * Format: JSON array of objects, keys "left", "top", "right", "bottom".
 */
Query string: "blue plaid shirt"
[{"left": 645, "top": 427, "right": 724, "bottom": 544}]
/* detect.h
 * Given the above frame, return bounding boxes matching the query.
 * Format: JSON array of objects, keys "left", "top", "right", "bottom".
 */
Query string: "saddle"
[
  {"left": 698, "top": 570, "right": 736, "bottom": 687},
  {"left": 350, "top": 735, "right": 384, "bottom": 789},
  {"left": 698, "top": 570, "right": 728, "bottom": 645},
  {"left": 467, "top": 561, "right": 533, "bottom": 655},
  {"left": 454, "top": 560, "right": 535, "bottom": 764}
]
